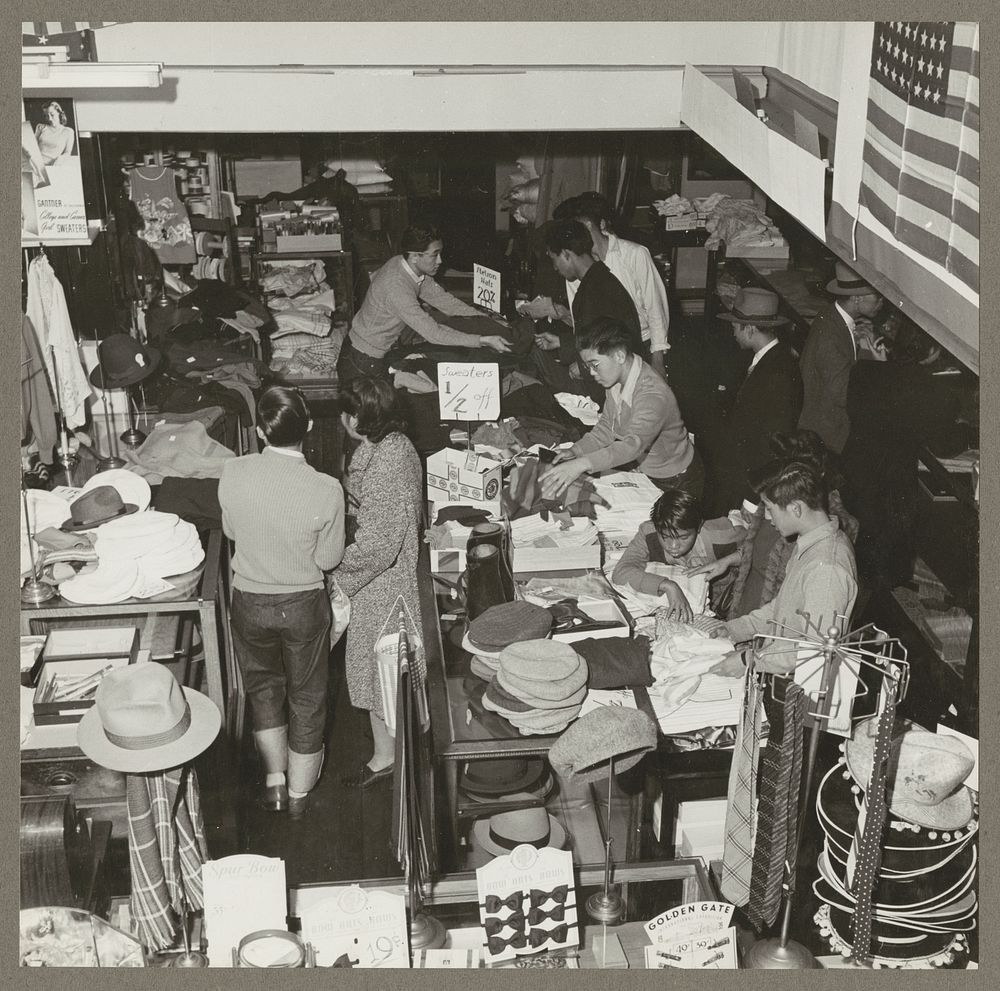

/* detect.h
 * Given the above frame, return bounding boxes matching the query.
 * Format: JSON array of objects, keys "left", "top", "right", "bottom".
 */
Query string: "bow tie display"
[
  {"left": 485, "top": 913, "right": 525, "bottom": 937},
  {"left": 487, "top": 930, "right": 528, "bottom": 954},
  {"left": 529, "top": 885, "right": 568, "bottom": 908},
  {"left": 529, "top": 924, "right": 568, "bottom": 948},
  {"left": 484, "top": 891, "right": 523, "bottom": 914},
  {"left": 528, "top": 904, "right": 565, "bottom": 925}
]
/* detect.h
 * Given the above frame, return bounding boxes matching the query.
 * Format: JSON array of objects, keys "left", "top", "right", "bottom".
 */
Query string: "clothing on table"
[
  {"left": 564, "top": 259, "right": 642, "bottom": 356},
  {"left": 566, "top": 234, "right": 670, "bottom": 352},
  {"left": 723, "top": 517, "right": 858, "bottom": 673},
  {"left": 332, "top": 432, "right": 425, "bottom": 720},
  {"left": 25, "top": 254, "right": 92, "bottom": 428},
  {"left": 129, "top": 166, "right": 196, "bottom": 264},
  {"left": 21, "top": 315, "right": 58, "bottom": 463},
  {"left": 125, "top": 421, "right": 236, "bottom": 486},
  {"left": 798, "top": 302, "right": 857, "bottom": 454},
  {"left": 569, "top": 354, "right": 694, "bottom": 480},
  {"left": 346, "top": 255, "right": 482, "bottom": 360},
  {"left": 570, "top": 636, "right": 654, "bottom": 689},
  {"left": 151, "top": 476, "right": 222, "bottom": 530},
  {"left": 611, "top": 517, "right": 744, "bottom": 596}
]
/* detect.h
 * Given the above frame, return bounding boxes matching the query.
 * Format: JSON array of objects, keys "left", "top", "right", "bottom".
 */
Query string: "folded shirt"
[{"left": 571, "top": 636, "right": 653, "bottom": 689}]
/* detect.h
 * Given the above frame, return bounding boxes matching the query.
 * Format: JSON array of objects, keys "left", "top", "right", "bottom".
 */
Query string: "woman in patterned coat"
[{"left": 332, "top": 377, "right": 425, "bottom": 789}]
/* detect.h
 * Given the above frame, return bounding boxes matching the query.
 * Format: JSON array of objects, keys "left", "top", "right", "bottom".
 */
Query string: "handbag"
[{"left": 327, "top": 575, "right": 351, "bottom": 647}]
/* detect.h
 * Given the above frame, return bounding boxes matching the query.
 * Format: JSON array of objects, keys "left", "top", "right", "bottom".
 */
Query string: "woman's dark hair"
[
  {"left": 651, "top": 488, "right": 703, "bottom": 536},
  {"left": 768, "top": 429, "right": 843, "bottom": 492},
  {"left": 339, "top": 376, "right": 407, "bottom": 442},
  {"left": 257, "top": 385, "right": 311, "bottom": 447},
  {"left": 749, "top": 457, "right": 829, "bottom": 513},
  {"left": 543, "top": 219, "right": 593, "bottom": 258},
  {"left": 399, "top": 225, "right": 441, "bottom": 255},
  {"left": 576, "top": 317, "right": 635, "bottom": 357},
  {"left": 42, "top": 101, "right": 68, "bottom": 125}
]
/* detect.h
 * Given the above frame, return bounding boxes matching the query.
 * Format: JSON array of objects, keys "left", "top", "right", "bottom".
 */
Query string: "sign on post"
[
  {"left": 438, "top": 362, "right": 500, "bottom": 422},
  {"left": 473, "top": 263, "right": 502, "bottom": 313}
]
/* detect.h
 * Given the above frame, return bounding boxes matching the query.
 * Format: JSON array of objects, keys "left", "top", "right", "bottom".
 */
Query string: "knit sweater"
[
  {"left": 219, "top": 447, "right": 345, "bottom": 594},
  {"left": 570, "top": 356, "right": 694, "bottom": 478},
  {"left": 348, "top": 255, "right": 482, "bottom": 358}
]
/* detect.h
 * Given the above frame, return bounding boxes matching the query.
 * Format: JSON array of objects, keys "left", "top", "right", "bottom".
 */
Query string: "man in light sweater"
[
  {"left": 540, "top": 318, "right": 703, "bottom": 499},
  {"left": 219, "top": 386, "right": 345, "bottom": 817}
]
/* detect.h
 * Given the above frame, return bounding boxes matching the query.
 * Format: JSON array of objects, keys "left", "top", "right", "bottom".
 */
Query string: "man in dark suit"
[
  {"left": 714, "top": 287, "right": 803, "bottom": 511},
  {"left": 798, "top": 261, "right": 884, "bottom": 454}
]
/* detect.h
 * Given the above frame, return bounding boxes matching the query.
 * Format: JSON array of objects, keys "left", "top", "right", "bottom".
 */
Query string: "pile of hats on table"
[{"left": 465, "top": 602, "right": 588, "bottom": 737}]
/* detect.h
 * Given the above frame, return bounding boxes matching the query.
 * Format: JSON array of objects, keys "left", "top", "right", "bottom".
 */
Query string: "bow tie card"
[
  {"left": 643, "top": 928, "right": 738, "bottom": 969},
  {"left": 476, "top": 846, "right": 578, "bottom": 964},
  {"left": 644, "top": 900, "right": 734, "bottom": 944}
]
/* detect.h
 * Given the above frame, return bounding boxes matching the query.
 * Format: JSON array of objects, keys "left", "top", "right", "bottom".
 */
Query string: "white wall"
[{"left": 775, "top": 22, "right": 847, "bottom": 101}]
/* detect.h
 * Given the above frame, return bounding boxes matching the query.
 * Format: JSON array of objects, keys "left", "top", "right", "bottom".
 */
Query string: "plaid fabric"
[{"left": 126, "top": 767, "right": 209, "bottom": 951}]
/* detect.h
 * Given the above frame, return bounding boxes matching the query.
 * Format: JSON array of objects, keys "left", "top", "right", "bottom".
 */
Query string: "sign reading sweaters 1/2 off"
[
  {"left": 473, "top": 263, "right": 502, "bottom": 313},
  {"left": 438, "top": 362, "right": 500, "bottom": 422}
]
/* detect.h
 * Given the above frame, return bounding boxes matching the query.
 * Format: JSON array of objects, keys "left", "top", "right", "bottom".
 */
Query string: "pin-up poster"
[{"left": 21, "top": 97, "right": 88, "bottom": 244}]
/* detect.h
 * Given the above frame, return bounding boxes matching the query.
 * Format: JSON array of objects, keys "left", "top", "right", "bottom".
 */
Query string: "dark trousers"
[
  {"left": 648, "top": 446, "right": 706, "bottom": 500},
  {"left": 231, "top": 587, "right": 332, "bottom": 754},
  {"left": 336, "top": 338, "right": 390, "bottom": 388}
]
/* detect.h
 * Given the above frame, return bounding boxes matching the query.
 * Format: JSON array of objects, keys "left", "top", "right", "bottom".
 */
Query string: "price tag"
[
  {"left": 438, "top": 362, "right": 500, "bottom": 422},
  {"left": 473, "top": 263, "right": 502, "bottom": 313},
  {"left": 643, "top": 927, "right": 738, "bottom": 969},
  {"left": 644, "top": 901, "right": 733, "bottom": 943}
]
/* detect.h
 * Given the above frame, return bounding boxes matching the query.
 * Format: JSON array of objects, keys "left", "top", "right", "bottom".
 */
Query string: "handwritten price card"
[
  {"left": 438, "top": 363, "right": 500, "bottom": 422},
  {"left": 298, "top": 884, "right": 409, "bottom": 968},
  {"left": 201, "top": 855, "right": 288, "bottom": 967},
  {"left": 474, "top": 263, "right": 502, "bottom": 313}
]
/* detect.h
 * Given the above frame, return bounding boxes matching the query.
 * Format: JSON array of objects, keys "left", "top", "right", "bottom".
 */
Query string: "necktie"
[
  {"left": 746, "top": 680, "right": 807, "bottom": 930},
  {"left": 720, "top": 668, "right": 764, "bottom": 906},
  {"left": 847, "top": 672, "right": 900, "bottom": 963}
]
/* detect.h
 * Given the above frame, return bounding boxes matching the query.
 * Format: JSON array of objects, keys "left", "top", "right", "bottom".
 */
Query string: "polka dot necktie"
[{"left": 846, "top": 672, "right": 900, "bottom": 963}]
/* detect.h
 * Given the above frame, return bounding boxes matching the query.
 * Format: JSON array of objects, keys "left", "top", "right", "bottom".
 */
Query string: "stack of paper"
[
  {"left": 592, "top": 471, "right": 662, "bottom": 568},
  {"left": 510, "top": 514, "right": 598, "bottom": 549},
  {"left": 649, "top": 674, "right": 742, "bottom": 735}
]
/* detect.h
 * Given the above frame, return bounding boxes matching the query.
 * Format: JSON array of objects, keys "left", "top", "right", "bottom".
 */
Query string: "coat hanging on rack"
[
  {"left": 21, "top": 314, "right": 58, "bottom": 463},
  {"left": 25, "top": 252, "right": 92, "bottom": 429}
]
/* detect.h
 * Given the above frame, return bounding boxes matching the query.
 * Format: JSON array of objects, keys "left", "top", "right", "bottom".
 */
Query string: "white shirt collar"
[
  {"left": 834, "top": 301, "right": 858, "bottom": 360},
  {"left": 264, "top": 445, "right": 305, "bottom": 459},
  {"left": 611, "top": 354, "right": 643, "bottom": 406},
  {"left": 747, "top": 336, "right": 779, "bottom": 374},
  {"left": 401, "top": 257, "right": 424, "bottom": 285}
]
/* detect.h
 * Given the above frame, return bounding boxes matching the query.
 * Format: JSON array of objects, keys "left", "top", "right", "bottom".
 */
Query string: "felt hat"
[
  {"left": 826, "top": 259, "right": 877, "bottom": 296},
  {"left": 467, "top": 601, "right": 553, "bottom": 652},
  {"left": 717, "top": 286, "right": 789, "bottom": 327},
  {"left": 548, "top": 707, "right": 658, "bottom": 785},
  {"left": 61, "top": 485, "right": 139, "bottom": 532},
  {"left": 845, "top": 717, "right": 976, "bottom": 830},
  {"left": 460, "top": 758, "right": 546, "bottom": 797},
  {"left": 81, "top": 468, "right": 152, "bottom": 513},
  {"left": 471, "top": 807, "right": 567, "bottom": 859},
  {"left": 90, "top": 334, "right": 161, "bottom": 389},
  {"left": 77, "top": 663, "right": 221, "bottom": 773},
  {"left": 97, "top": 510, "right": 180, "bottom": 541},
  {"left": 497, "top": 639, "right": 588, "bottom": 703}
]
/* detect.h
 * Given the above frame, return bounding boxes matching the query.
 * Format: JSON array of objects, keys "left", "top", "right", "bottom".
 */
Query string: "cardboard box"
[
  {"left": 427, "top": 449, "right": 503, "bottom": 513},
  {"left": 429, "top": 541, "right": 601, "bottom": 575},
  {"left": 275, "top": 233, "right": 342, "bottom": 252},
  {"left": 42, "top": 627, "right": 140, "bottom": 664},
  {"left": 551, "top": 597, "right": 633, "bottom": 643},
  {"left": 33, "top": 654, "right": 132, "bottom": 725}
]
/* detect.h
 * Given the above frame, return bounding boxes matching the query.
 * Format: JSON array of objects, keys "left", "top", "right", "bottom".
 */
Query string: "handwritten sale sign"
[
  {"left": 438, "top": 362, "right": 500, "bottom": 422},
  {"left": 473, "top": 263, "right": 502, "bottom": 313}
]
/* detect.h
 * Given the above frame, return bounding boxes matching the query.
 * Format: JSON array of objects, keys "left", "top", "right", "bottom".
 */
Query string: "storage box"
[
  {"left": 427, "top": 448, "right": 503, "bottom": 513},
  {"left": 275, "top": 233, "right": 342, "bottom": 252},
  {"left": 32, "top": 654, "right": 133, "bottom": 725},
  {"left": 429, "top": 541, "right": 601, "bottom": 576},
  {"left": 663, "top": 215, "right": 702, "bottom": 231},
  {"left": 42, "top": 627, "right": 140, "bottom": 665},
  {"left": 551, "top": 597, "right": 633, "bottom": 643}
]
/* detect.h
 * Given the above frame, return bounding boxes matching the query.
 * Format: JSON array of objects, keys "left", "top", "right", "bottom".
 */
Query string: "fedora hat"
[
  {"left": 717, "top": 287, "right": 789, "bottom": 327},
  {"left": 77, "top": 663, "right": 221, "bottom": 773},
  {"left": 472, "top": 807, "right": 567, "bottom": 859},
  {"left": 90, "top": 334, "right": 161, "bottom": 389},
  {"left": 548, "top": 706, "right": 658, "bottom": 785},
  {"left": 826, "top": 260, "right": 877, "bottom": 296},
  {"left": 61, "top": 485, "right": 139, "bottom": 532},
  {"left": 460, "top": 758, "right": 546, "bottom": 797},
  {"left": 845, "top": 717, "right": 975, "bottom": 830},
  {"left": 81, "top": 468, "right": 152, "bottom": 513}
]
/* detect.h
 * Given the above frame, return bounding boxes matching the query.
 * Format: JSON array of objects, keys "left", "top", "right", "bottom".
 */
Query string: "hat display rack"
[
  {"left": 46, "top": 344, "right": 79, "bottom": 484},
  {"left": 92, "top": 334, "right": 127, "bottom": 471},
  {"left": 739, "top": 614, "right": 911, "bottom": 970},
  {"left": 389, "top": 599, "right": 445, "bottom": 951},
  {"left": 586, "top": 753, "right": 625, "bottom": 928},
  {"left": 20, "top": 478, "right": 55, "bottom": 605}
]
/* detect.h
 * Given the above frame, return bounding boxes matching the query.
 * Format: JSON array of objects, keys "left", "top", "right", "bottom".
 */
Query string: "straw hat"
[
  {"left": 826, "top": 260, "right": 877, "bottom": 296},
  {"left": 471, "top": 807, "right": 567, "bottom": 859},
  {"left": 717, "top": 287, "right": 790, "bottom": 327}
]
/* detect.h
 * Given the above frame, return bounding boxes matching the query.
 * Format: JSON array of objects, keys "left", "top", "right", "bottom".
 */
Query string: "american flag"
[
  {"left": 859, "top": 21, "right": 979, "bottom": 294},
  {"left": 21, "top": 21, "right": 120, "bottom": 60}
]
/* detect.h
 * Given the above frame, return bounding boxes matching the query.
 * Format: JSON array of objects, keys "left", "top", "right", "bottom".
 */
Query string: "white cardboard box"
[
  {"left": 427, "top": 449, "right": 503, "bottom": 513},
  {"left": 551, "top": 597, "right": 633, "bottom": 643},
  {"left": 429, "top": 542, "right": 601, "bottom": 575}
]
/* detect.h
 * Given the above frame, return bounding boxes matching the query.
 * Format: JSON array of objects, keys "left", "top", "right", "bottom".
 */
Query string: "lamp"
[{"left": 22, "top": 60, "right": 163, "bottom": 90}]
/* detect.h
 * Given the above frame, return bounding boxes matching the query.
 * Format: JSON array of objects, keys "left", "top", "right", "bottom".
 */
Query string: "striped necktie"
[{"left": 720, "top": 668, "right": 764, "bottom": 906}]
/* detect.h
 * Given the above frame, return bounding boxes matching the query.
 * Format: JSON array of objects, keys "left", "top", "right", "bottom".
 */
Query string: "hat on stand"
[
  {"left": 826, "top": 260, "right": 878, "bottom": 297},
  {"left": 548, "top": 706, "right": 658, "bottom": 786},
  {"left": 61, "top": 486, "right": 139, "bottom": 532},
  {"left": 81, "top": 468, "right": 152, "bottom": 513},
  {"left": 77, "top": 663, "right": 221, "bottom": 773},
  {"left": 471, "top": 807, "right": 567, "bottom": 860},
  {"left": 90, "top": 334, "right": 161, "bottom": 389},
  {"left": 717, "top": 286, "right": 790, "bottom": 327}
]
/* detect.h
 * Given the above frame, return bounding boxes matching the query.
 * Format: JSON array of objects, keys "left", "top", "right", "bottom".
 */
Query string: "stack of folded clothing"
[
  {"left": 465, "top": 602, "right": 553, "bottom": 681},
  {"left": 482, "top": 640, "right": 589, "bottom": 736}
]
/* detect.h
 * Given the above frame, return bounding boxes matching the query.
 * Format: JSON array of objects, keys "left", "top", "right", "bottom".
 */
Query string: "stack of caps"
[
  {"left": 459, "top": 758, "right": 553, "bottom": 805},
  {"left": 465, "top": 602, "right": 553, "bottom": 681},
  {"left": 481, "top": 640, "right": 588, "bottom": 736},
  {"left": 812, "top": 717, "right": 978, "bottom": 968},
  {"left": 94, "top": 510, "right": 204, "bottom": 579}
]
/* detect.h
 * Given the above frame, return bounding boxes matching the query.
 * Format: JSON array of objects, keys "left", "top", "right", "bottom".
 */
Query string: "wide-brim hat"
[
  {"left": 81, "top": 468, "right": 152, "bottom": 513},
  {"left": 460, "top": 758, "right": 546, "bottom": 797},
  {"left": 826, "top": 260, "right": 876, "bottom": 296},
  {"left": 548, "top": 706, "right": 658, "bottom": 785},
  {"left": 61, "top": 485, "right": 139, "bottom": 532},
  {"left": 77, "top": 663, "right": 221, "bottom": 773},
  {"left": 58, "top": 558, "right": 143, "bottom": 605},
  {"left": 90, "top": 334, "right": 161, "bottom": 389},
  {"left": 845, "top": 717, "right": 975, "bottom": 830},
  {"left": 471, "top": 807, "right": 567, "bottom": 859},
  {"left": 717, "top": 286, "right": 790, "bottom": 327}
]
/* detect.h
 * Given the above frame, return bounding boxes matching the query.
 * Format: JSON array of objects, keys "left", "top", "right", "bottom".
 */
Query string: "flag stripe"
[
  {"left": 867, "top": 96, "right": 980, "bottom": 170},
  {"left": 892, "top": 217, "right": 980, "bottom": 291}
]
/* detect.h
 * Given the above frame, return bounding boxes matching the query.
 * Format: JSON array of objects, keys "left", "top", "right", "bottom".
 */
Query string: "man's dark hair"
[
  {"left": 543, "top": 219, "right": 593, "bottom": 258},
  {"left": 399, "top": 224, "right": 441, "bottom": 254},
  {"left": 338, "top": 376, "right": 407, "bottom": 443},
  {"left": 768, "top": 429, "right": 842, "bottom": 492},
  {"left": 576, "top": 317, "right": 636, "bottom": 356},
  {"left": 570, "top": 191, "right": 615, "bottom": 230},
  {"left": 749, "top": 457, "right": 829, "bottom": 513},
  {"left": 257, "top": 385, "right": 311, "bottom": 447},
  {"left": 650, "top": 488, "right": 703, "bottom": 537}
]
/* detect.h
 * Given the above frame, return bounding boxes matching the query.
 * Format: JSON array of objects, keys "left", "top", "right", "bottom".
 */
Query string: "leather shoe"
[
  {"left": 341, "top": 763, "right": 394, "bottom": 790},
  {"left": 288, "top": 794, "right": 309, "bottom": 819},
  {"left": 263, "top": 783, "right": 288, "bottom": 812}
]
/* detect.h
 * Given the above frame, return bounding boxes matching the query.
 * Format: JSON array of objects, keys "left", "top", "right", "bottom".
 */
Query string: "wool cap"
[
  {"left": 469, "top": 656, "right": 498, "bottom": 681},
  {"left": 468, "top": 601, "right": 553, "bottom": 651},
  {"left": 549, "top": 707, "right": 658, "bottom": 785},
  {"left": 496, "top": 639, "right": 587, "bottom": 703},
  {"left": 507, "top": 704, "right": 583, "bottom": 737}
]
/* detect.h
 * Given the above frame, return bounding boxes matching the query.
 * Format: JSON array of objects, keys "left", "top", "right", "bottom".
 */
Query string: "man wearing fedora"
[
  {"left": 716, "top": 287, "right": 802, "bottom": 511},
  {"left": 798, "top": 261, "right": 884, "bottom": 454}
]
